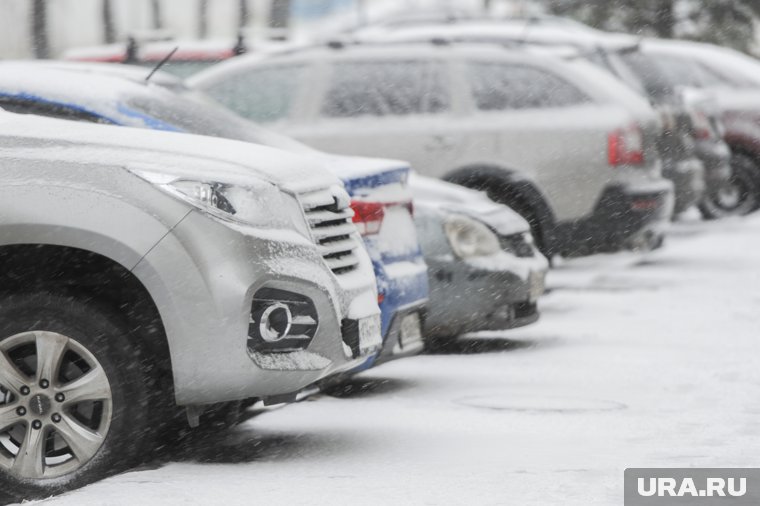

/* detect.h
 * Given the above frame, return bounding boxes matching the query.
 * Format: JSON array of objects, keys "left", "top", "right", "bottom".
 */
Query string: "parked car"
[
  {"left": 352, "top": 21, "right": 729, "bottom": 218},
  {"left": 0, "top": 110, "right": 382, "bottom": 497},
  {"left": 579, "top": 41, "right": 735, "bottom": 218},
  {"left": 411, "top": 175, "right": 548, "bottom": 345},
  {"left": 0, "top": 61, "right": 429, "bottom": 365},
  {"left": 191, "top": 41, "right": 674, "bottom": 257},
  {"left": 630, "top": 39, "right": 760, "bottom": 215}
]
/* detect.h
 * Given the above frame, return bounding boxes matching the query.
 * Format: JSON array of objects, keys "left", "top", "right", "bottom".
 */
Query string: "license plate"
[
  {"left": 358, "top": 315, "right": 382, "bottom": 354},
  {"left": 529, "top": 272, "right": 545, "bottom": 302},
  {"left": 399, "top": 312, "right": 423, "bottom": 349}
]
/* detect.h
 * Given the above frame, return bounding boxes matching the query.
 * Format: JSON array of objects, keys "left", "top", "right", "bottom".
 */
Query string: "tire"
[
  {"left": 0, "top": 292, "right": 152, "bottom": 500},
  {"left": 699, "top": 153, "right": 760, "bottom": 219}
]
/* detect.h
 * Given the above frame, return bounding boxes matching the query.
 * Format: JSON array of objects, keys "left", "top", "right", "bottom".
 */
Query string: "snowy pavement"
[{"left": 20, "top": 214, "right": 760, "bottom": 506}]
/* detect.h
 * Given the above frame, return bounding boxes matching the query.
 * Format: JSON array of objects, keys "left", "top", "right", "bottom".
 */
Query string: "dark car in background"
[
  {"left": 411, "top": 175, "right": 548, "bottom": 347},
  {"left": 632, "top": 39, "right": 760, "bottom": 215}
]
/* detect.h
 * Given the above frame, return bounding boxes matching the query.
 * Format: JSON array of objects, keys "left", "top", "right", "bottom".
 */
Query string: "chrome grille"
[{"left": 298, "top": 187, "right": 361, "bottom": 275}]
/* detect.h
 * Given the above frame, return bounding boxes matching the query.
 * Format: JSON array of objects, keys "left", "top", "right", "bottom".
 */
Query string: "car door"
[
  {"left": 284, "top": 57, "right": 462, "bottom": 177},
  {"left": 454, "top": 58, "right": 619, "bottom": 221}
]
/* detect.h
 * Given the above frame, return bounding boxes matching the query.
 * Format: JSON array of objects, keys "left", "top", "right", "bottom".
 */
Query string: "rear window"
[
  {"left": 466, "top": 62, "right": 590, "bottom": 111},
  {"left": 321, "top": 60, "right": 450, "bottom": 118},
  {"left": 201, "top": 65, "right": 305, "bottom": 123}
]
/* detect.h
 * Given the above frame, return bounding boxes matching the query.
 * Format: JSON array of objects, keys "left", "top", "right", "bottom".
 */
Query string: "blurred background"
[{"left": 2, "top": 0, "right": 759, "bottom": 60}]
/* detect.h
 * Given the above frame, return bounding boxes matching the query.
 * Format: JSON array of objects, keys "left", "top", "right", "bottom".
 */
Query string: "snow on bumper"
[{"left": 133, "top": 209, "right": 380, "bottom": 406}]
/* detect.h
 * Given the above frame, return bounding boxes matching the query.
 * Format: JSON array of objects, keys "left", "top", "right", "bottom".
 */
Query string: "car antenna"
[{"left": 145, "top": 46, "right": 179, "bottom": 82}]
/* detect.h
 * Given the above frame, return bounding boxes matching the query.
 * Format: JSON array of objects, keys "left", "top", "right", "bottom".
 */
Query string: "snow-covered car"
[
  {"left": 0, "top": 61, "right": 428, "bottom": 364},
  {"left": 0, "top": 111, "right": 382, "bottom": 498},
  {"left": 191, "top": 41, "right": 674, "bottom": 257},
  {"left": 411, "top": 176, "right": 548, "bottom": 344},
  {"left": 351, "top": 20, "right": 719, "bottom": 218}
]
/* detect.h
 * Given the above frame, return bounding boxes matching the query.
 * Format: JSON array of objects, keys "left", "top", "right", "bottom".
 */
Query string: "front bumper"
[
  {"left": 423, "top": 249, "right": 548, "bottom": 338},
  {"left": 133, "top": 209, "right": 381, "bottom": 406},
  {"left": 554, "top": 180, "right": 675, "bottom": 256},
  {"left": 663, "top": 157, "right": 706, "bottom": 215}
]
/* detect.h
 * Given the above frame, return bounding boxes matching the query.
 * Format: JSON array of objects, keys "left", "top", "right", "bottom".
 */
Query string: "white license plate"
[
  {"left": 529, "top": 272, "right": 545, "bottom": 302},
  {"left": 358, "top": 315, "right": 382, "bottom": 354},
  {"left": 399, "top": 312, "right": 423, "bottom": 349}
]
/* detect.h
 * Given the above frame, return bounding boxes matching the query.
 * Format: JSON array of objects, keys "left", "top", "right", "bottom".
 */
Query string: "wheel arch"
[
  {"left": 0, "top": 243, "right": 174, "bottom": 392},
  {"left": 442, "top": 164, "right": 557, "bottom": 254}
]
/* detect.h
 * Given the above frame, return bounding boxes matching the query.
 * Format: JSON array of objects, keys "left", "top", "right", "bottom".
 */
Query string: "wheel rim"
[
  {"left": 714, "top": 183, "right": 742, "bottom": 210},
  {"left": 706, "top": 172, "right": 757, "bottom": 216},
  {"left": 0, "top": 331, "right": 112, "bottom": 480}
]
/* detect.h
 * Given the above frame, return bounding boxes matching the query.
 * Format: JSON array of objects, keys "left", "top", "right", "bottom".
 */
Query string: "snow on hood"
[
  {"left": 409, "top": 174, "right": 529, "bottom": 236},
  {"left": 0, "top": 111, "right": 338, "bottom": 194}
]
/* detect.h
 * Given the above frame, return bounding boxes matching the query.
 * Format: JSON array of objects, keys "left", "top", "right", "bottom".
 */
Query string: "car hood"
[
  {"left": 409, "top": 175, "right": 529, "bottom": 236},
  {"left": 0, "top": 111, "right": 337, "bottom": 195}
]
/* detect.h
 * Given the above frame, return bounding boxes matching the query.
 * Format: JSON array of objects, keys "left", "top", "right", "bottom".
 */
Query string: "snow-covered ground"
[{"left": 18, "top": 214, "right": 760, "bottom": 505}]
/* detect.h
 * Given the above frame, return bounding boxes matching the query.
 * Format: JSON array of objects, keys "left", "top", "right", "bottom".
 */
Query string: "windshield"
[{"left": 127, "top": 89, "right": 314, "bottom": 154}]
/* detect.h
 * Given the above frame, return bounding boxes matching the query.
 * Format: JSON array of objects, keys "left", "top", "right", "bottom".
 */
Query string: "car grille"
[
  {"left": 297, "top": 187, "right": 361, "bottom": 275},
  {"left": 499, "top": 233, "right": 535, "bottom": 258}
]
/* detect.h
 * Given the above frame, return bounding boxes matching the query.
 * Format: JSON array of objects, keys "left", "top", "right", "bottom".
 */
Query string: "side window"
[
  {"left": 0, "top": 97, "right": 112, "bottom": 124},
  {"left": 203, "top": 65, "right": 305, "bottom": 123},
  {"left": 321, "top": 60, "right": 450, "bottom": 118},
  {"left": 467, "top": 62, "right": 590, "bottom": 111}
]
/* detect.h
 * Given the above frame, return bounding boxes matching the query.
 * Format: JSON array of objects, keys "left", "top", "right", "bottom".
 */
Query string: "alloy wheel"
[{"left": 0, "top": 331, "right": 112, "bottom": 480}]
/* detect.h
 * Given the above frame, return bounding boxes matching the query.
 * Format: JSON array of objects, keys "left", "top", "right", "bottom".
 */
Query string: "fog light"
[
  {"left": 249, "top": 288, "right": 318, "bottom": 354},
  {"left": 260, "top": 303, "right": 293, "bottom": 342}
]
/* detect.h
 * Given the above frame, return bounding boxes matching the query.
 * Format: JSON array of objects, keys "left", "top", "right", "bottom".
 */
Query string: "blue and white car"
[{"left": 0, "top": 61, "right": 429, "bottom": 366}]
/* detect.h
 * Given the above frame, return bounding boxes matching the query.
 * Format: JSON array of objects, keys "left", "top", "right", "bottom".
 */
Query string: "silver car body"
[
  {"left": 0, "top": 111, "right": 381, "bottom": 406},
  {"left": 192, "top": 43, "right": 672, "bottom": 255},
  {"left": 411, "top": 176, "right": 548, "bottom": 337}
]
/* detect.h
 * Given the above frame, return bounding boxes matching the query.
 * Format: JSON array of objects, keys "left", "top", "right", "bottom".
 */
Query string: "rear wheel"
[
  {"left": 0, "top": 293, "right": 151, "bottom": 499},
  {"left": 699, "top": 154, "right": 760, "bottom": 219}
]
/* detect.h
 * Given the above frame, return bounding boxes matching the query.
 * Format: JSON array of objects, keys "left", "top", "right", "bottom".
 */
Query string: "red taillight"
[
  {"left": 351, "top": 200, "right": 385, "bottom": 236},
  {"left": 608, "top": 124, "right": 645, "bottom": 166}
]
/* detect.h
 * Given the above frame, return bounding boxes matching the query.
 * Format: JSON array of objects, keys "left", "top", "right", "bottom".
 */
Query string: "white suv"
[{"left": 192, "top": 42, "right": 674, "bottom": 256}]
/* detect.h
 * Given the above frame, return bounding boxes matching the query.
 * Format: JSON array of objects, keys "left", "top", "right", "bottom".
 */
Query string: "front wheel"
[
  {"left": 699, "top": 154, "right": 760, "bottom": 219},
  {"left": 0, "top": 293, "right": 152, "bottom": 500}
]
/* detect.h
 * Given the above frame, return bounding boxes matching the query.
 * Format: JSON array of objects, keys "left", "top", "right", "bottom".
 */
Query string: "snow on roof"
[
  {"left": 22, "top": 60, "right": 186, "bottom": 90},
  {"left": 354, "top": 20, "right": 638, "bottom": 51},
  {"left": 0, "top": 62, "right": 181, "bottom": 125}
]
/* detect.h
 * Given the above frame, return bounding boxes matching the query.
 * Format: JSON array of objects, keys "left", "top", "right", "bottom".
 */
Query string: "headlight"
[
  {"left": 443, "top": 214, "right": 501, "bottom": 258},
  {"left": 132, "top": 169, "right": 308, "bottom": 235}
]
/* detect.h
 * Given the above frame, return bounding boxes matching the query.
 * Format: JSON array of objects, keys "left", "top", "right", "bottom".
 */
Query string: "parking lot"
[{"left": 14, "top": 214, "right": 754, "bottom": 506}]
